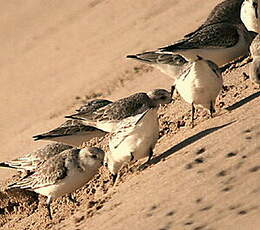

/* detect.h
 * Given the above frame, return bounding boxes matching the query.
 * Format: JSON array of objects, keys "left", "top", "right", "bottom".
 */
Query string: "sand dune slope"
[{"left": 0, "top": 0, "right": 220, "bottom": 181}]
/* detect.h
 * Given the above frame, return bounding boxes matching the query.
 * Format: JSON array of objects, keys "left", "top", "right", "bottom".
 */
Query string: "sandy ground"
[{"left": 0, "top": 0, "right": 259, "bottom": 229}]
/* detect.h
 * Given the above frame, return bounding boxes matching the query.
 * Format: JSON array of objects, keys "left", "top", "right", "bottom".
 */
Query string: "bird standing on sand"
[
  {"left": 249, "top": 34, "right": 260, "bottom": 84},
  {"left": 33, "top": 99, "right": 112, "bottom": 147},
  {"left": 126, "top": 0, "right": 246, "bottom": 79},
  {"left": 104, "top": 89, "right": 172, "bottom": 181},
  {"left": 172, "top": 56, "right": 223, "bottom": 126},
  {"left": 241, "top": 0, "right": 259, "bottom": 33},
  {"left": 158, "top": 22, "right": 254, "bottom": 67},
  {"left": 65, "top": 89, "right": 173, "bottom": 133},
  {"left": 7, "top": 147, "right": 104, "bottom": 220}
]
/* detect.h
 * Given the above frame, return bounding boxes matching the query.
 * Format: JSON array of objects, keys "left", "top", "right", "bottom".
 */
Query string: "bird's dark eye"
[
  {"left": 160, "top": 96, "right": 167, "bottom": 100},
  {"left": 91, "top": 154, "right": 98, "bottom": 159}
]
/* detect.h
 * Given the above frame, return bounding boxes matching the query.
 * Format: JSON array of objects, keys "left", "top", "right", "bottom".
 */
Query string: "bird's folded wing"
[
  {"left": 159, "top": 23, "right": 239, "bottom": 52},
  {"left": 127, "top": 52, "right": 187, "bottom": 66},
  {"left": 33, "top": 121, "right": 100, "bottom": 140},
  {"left": 8, "top": 149, "right": 79, "bottom": 189},
  {"left": 66, "top": 93, "right": 153, "bottom": 122},
  {"left": 109, "top": 109, "right": 151, "bottom": 149}
]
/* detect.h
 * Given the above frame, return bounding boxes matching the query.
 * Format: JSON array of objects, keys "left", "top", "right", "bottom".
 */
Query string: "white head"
[
  {"left": 147, "top": 89, "right": 173, "bottom": 106},
  {"left": 241, "top": 0, "right": 259, "bottom": 32},
  {"left": 79, "top": 147, "right": 105, "bottom": 169},
  {"left": 250, "top": 0, "right": 258, "bottom": 18},
  {"left": 242, "top": 0, "right": 258, "bottom": 15}
]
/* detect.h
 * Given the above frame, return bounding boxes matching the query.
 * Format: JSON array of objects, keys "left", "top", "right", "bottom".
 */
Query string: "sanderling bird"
[
  {"left": 32, "top": 99, "right": 112, "bottom": 146},
  {"left": 158, "top": 22, "right": 254, "bottom": 67},
  {"left": 186, "top": 0, "right": 244, "bottom": 38},
  {"left": 126, "top": 52, "right": 189, "bottom": 81},
  {"left": 104, "top": 89, "right": 172, "bottom": 181},
  {"left": 172, "top": 56, "right": 223, "bottom": 126},
  {"left": 65, "top": 89, "right": 173, "bottom": 133},
  {"left": 241, "top": 0, "right": 259, "bottom": 33},
  {"left": 127, "top": 0, "right": 245, "bottom": 75},
  {"left": 7, "top": 147, "right": 104, "bottom": 219},
  {"left": 0, "top": 143, "right": 72, "bottom": 172},
  {"left": 249, "top": 34, "right": 260, "bottom": 84},
  {"left": 33, "top": 120, "right": 106, "bottom": 147}
]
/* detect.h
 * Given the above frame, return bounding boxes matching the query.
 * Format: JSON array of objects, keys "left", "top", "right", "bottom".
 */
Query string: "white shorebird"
[
  {"left": 241, "top": 0, "right": 259, "bottom": 33},
  {"left": 172, "top": 56, "right": 223, "bottom": 126},
  {"left": 7, "top": 147, "right": 104, "bottom": 220},
  {"left": 0, "top": 143, "right": 72, "bottom": 172},
  {"left": 249, "top": 34, "right": 260, "bottom": 84},
  {"left": 104, "top": 89, "right": 172, "bottom": 181},
  {"left": 33, "top": 99, "right": 112, "bottom": 146},
  {"left": 65, "top": 89, "right": 172, "bottom": 133},
  {"left": 126, "top": 0, "right": 245, "bottom": 77},
  {"left": 158, "top": 22, "right": 254, "bottom": 67}
]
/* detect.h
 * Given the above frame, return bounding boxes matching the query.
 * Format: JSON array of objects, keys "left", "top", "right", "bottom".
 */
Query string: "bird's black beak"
[
  {"left": 254, "top": 4, "right": 258, "bottom": 18},
  {"left": 196, "top": 55, "right": 203, "bottom": 60}
]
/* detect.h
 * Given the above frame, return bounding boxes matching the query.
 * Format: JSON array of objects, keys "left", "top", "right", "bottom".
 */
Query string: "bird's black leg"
[
  {"left": 191, "top": 102, "right": 195, "bottom": 128},
  {"left": 170, "top": 85, "right": 176, "bottom": 97},
  {"left": 112, "top": 174, "right": 118, "bottom": 184},
  {"left": 130, "top": 152, "right": 134, "bottom": 162},
  {"left": 210, "top": 101, "right": 215, "bottom": 118},
  {"left": 68, "top": 193, "right": 78, "bottom": 204},
  {"left": 146, "top": 148, "right": 153, "bottom": 164},
  {"left": 46, "top": 196, "right": 53, "bottom": 220}
]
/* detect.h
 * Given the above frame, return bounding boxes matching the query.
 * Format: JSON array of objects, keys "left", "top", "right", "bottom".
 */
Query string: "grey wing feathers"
[
  {"left": 93, "top": 93, "right": 155, "bottom": 121},
  {"left": 33, "top": 120, "right": 101, "bottom": 140},
  {"left": 67, "top": 93, "right": 155, "bottom": 122},
  {"left": 0, "top": 162, "right": 21, "bottom": 170},
  {"left": 8, "top": 148, "right": 80, "bottom": 190},
  {"left": 30, "top": 143, "right": 73, "bottom": 160},
  {"left": 184, "top": 0, "right": 243, "bottom": 38},
  {"left": 75, "top": 99, "right": 112, "bottom": 113},
  {"left": 159, "top": 23, "right": 239, "bottom": 52},
  {"left": 127, "top": 52, "right": 188, "bottom": 66},
  {"left": 0, "top": 159, "right": 34, "bottom": 171},
  {"left": 0, "top": 143, "right": 72, "bottom": 171}
]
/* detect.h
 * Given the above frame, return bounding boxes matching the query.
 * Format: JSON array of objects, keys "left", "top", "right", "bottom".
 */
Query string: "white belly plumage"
[
  {"left": 35, "top": 169, "right": 97, "bottom": 199},
  {"left": 175, "top": 60, "right": 223, "bottom": 110},
  {"left": 107, "top": 109, "right": 159, "bottom": 174}
]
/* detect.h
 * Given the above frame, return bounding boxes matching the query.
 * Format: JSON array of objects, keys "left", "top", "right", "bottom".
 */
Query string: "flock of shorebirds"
[{"left": 0, "top": 0, "right": 259, "bottom": 220}]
